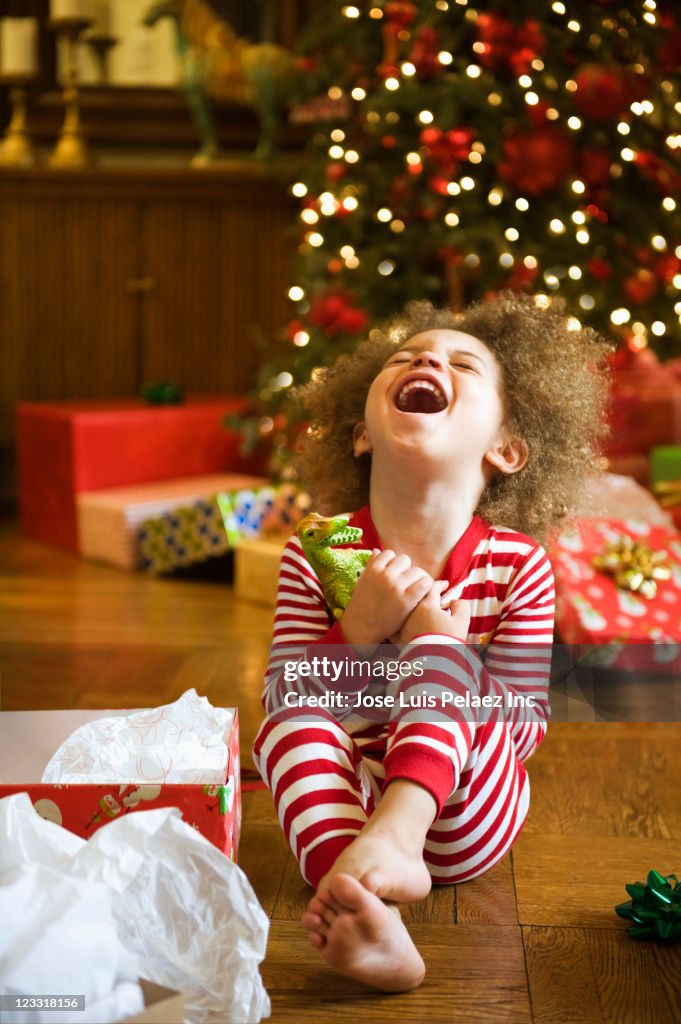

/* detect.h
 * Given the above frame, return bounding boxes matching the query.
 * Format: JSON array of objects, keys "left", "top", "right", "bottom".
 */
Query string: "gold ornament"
[{"left": 592, "top": 535, "right": 672, "bottom": 599}]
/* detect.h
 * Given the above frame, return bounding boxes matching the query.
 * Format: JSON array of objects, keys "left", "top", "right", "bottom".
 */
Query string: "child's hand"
[
  {"left": 340, "top": 550, "right": 434, "bottom": 645},
  {"left": 398, "top": 580, "right": 471, "bottom": 645}
]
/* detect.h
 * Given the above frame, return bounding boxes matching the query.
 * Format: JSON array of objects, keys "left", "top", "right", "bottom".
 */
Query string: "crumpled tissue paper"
[
  {"left": 0, "top": 793, "right": 271, "bottom": 1024},
  {"left": 42, "top": 689, "right": 234, "bottom": 785}
]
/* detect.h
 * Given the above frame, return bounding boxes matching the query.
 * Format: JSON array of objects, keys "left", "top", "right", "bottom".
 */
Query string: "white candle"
[
  {"left": 0, "top": 18, "right": 38, "bottom": 77},
  {"left": 50, "top": 0, "right": 84, "bottom": 19}
]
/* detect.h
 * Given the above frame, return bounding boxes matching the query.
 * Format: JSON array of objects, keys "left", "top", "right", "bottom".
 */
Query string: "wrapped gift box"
[
  {"left": 17, "top": 395, "right": 265, "bottom": 552},
  {"left": 139, "top": 485, "right": 279, "bottom": 574},
  {"left": 0, "top": 708, "right": 241, "bottom": 860},
  {"left": 550, "top": 518, "right": 681, "bottom": 647},
  {"left": 77, "top": 473, "right": 267, "bottom": 570},
  {"left": 651, "top": 446, "right": 681, "bottom": 530},
  {"left": 260, "top": 483, "right": 312, "bottom": 534},
  {"left": 234, "top": 533, "right": 290, "bottom": 606},
  {"left": 127, "top": 983, "right": 184, "bottom": 1023},
  {"left": 604, "top": 351, "right": 681, "bottom": 459}
]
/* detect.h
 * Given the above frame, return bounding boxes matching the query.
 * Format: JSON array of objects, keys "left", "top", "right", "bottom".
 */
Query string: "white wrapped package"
[
  {"left": 42, "top": 690, "right": 234, "bottom": 785},
  {"left": 0, "top": 794, "right": 271, "bottom": 1024}
]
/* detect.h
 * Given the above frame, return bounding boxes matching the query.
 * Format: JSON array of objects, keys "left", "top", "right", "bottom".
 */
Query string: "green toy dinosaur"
[{"left": 297, "top": 513, "right": 372, "bottom": 620}]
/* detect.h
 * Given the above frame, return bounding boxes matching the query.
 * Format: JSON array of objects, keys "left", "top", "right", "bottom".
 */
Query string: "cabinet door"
[
  {"left": 140, "top": 195, "right": 292, "bottom": 393},
  {"left": 0, "top": 194, "right": 140, "bottom": 421}
]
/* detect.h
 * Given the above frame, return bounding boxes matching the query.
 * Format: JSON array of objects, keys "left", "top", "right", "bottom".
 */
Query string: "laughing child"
[{"left": 253, "top": 293, "right": 608, "bottom": 992}]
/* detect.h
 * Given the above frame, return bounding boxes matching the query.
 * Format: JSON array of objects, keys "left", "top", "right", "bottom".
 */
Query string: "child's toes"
[
  {"left": 307, "top": 930, "right": 326, "bottom": 949},
  {"left": 301, "top": 910, "right": 326, "bottom": 932}
]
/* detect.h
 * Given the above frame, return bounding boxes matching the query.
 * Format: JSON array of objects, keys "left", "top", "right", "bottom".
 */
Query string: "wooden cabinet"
[{"left": 0, "top": 165, "right": 295, "bottom": 505}]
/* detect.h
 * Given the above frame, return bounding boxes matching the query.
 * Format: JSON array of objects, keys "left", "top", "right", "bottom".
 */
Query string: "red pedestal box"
[{"left": 17, "top": 396, "right": 264, "bottom": 551}]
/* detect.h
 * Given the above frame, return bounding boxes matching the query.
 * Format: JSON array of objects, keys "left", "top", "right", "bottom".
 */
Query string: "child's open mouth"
[{"left": 395, "top": 378, "right": 448, "bottom": 414}]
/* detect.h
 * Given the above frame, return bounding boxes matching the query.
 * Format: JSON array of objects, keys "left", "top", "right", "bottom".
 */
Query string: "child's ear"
[
  {"left": 352, "top": 421, "right": 372, "bottom": 457},
  {"left": 485, "top": 434, "right": 528, "bottom": 476}
]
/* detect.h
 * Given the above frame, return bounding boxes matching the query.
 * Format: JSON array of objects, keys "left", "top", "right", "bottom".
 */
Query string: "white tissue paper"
[
  {"left": 0, "top": 793, "right": 271, "bottom": 1024},
  {"left": 42, "top": 690, "right": 234, "bottom": 785}
]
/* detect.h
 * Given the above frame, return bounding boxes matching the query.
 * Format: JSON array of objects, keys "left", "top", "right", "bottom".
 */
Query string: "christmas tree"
[{"left": 250, "top": 0, "right": 681, "bottom": 455}]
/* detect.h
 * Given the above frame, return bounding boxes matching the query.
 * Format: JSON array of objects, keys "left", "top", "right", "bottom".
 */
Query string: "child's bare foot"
[
  {"left": 301, "top": 874, "right": 425, "bottom": 992},
  {"left": 317, "top": 823, "right": 432, "bottom": 904}
]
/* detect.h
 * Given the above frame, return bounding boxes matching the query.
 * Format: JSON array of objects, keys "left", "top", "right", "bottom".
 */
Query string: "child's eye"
[{"left": 450, "top": 361, "right": 476, "bottom": 372}]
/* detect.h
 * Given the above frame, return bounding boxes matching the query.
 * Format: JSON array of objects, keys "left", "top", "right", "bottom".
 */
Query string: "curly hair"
[{"left": 294, "top": 293, "right": 611, "bottom": 542}]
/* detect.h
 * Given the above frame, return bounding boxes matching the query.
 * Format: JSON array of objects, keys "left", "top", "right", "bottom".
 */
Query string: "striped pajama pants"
[{"left": 252, "top": 713, "right": 532, "bottom": 889}]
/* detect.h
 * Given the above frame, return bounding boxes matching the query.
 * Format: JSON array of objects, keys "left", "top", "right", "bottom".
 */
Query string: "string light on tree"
[{"left": 252, "top": 0, "right": 681, "bottom": 448}]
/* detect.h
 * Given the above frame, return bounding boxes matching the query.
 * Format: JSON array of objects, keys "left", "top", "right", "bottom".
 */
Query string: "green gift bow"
[
  {"left": 615, "top": 870, "right": 681, "bottom": 941},
  {"left": 140, "top": 381, "right": 183, "bottom": 405}
]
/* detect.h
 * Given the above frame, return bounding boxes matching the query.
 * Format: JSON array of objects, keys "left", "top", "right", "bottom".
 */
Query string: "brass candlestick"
[
  {"left": 0, "top": 74, "right": 38, "bottom": 167},
  {"left": 85, "top": 34, "right": 117, "bottom": 85},
  {"left": 48, "top": 17, "right": 93, "bottom": 168}
]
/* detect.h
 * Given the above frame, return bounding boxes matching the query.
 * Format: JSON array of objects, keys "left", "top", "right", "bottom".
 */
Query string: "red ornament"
[
  {"left": 285, "top": 319, "right": 306, "bottom": 343},
  {"left": 477, "top": 13, "right": 545, "bottom": 75},
  {"left": 297, "top": 56, "right": 318, "bottom": 73},
  {"left": 419, "top": 127, "right": 441, "bottom": 148},
  {"left": 376, "top": 63, "right": 400, "bottom": 80},
  {"left": 573, "top": 63, "right": 635, "bottom": 120},
  {"left": 388, "top": 173, "right": 413, "bottom": 212},
  {"left": 498, "top": 126, "right": 573, "bottom": 197},
  {"left": 527, "top": 100, "right": 552, "bottom": 127},
  {"left": 428, "top": 175, "right": 450, "bottom": 196},
  {"left": 326, "top": 162, "right": 346, "bottom": 183},
  {"left": 308, "top": 291, "right": 368, "bottom": 337},
  {"left": 623, "top": 268, "right": 658, "bottom": 305},
  {"left": 586, "top": 258, "right": 613, "bottom": 281},
  {"left": 658, "top": 10, "right": 681, "bottom": 74},
  {"left": 510, "top": 21, "right": 546, "bottom": 75},
  {"left": 437, "top": 246, "right": 464, "bottom": 266},
  {"left": 384, "top": 1, "right": 417, "bottom": 28},
  {"left": 327, "top": 259, "right": 343, "bottom": 274},
  {"left": 656, "top": 254, "right": 681, "bottom": 284},
  {"left": 419, "top": 127, "right": 474, "bottom": 174},
  {"left": 577, "top": 148, "right": 612, "bottom": 189},
  {"left": 381, "top": 135, "right": 397, "bottom": 148},
  {"left": 635, "top": 151, "right": 681, "bottom": 195},
  {"left": 504, "top": 262, "right": 539, "bottom": 290},
  {"left": 409, "top": 26, "right": 441, "bottom": 78}
]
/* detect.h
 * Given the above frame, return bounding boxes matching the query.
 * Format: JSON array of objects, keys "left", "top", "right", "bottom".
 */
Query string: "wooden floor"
[{"left": 1, "top": 521, "right": 680, "bottom": 1023}]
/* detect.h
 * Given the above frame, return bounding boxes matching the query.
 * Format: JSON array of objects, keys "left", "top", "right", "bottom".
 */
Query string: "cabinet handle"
[{"left": 125, "top": 276, "right": 156, "bottom": 294}]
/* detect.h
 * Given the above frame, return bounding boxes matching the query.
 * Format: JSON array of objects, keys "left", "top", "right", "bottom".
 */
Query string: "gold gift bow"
[{"left": 592, "top": 535, "right": 672, "bottom": 599}]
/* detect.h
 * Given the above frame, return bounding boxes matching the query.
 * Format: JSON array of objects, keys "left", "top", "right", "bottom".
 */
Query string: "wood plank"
[
  {"left": 513, "top": 834, "right": 680, "bottom": 928},
  {"left": 521, "top": 723, "right": 680, "bottom": 839},
  {"left": 237, "top": 822, "right": 289, "bottom": 918},
  {"left": 585, "top": 927, "right": 678, "bottom": 1024},
  {"left": 263, "top": 921, "right": 531, "bottom": 1023},
  {"left": 522, "top": 926, "right": 603, "bottom": 1024},
  {"left": 401, "top": 885, "right": 455, "bottom": 926},
  {"left": 653, "top": 939, "right": 681, "bottom": 1022},
  {"left": 456, "top": 853, "right": 517, "bottom": 926},
  {"left": 272, "top": 853, "right": 315, "bottom": 921}
]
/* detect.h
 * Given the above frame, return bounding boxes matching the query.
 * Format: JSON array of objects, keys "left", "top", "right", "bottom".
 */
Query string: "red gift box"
[
  {"left": 604, "top": 349, "right": 681, "bottom": 458},
  {"left": 17, "top": 395, "right": 265, "bottom": 551},
  {"left": 0, "top": 708, "right": 241, "bottom": 860},
  {"left": 550, "top": 518, "right": 681, "bottom": 645}
]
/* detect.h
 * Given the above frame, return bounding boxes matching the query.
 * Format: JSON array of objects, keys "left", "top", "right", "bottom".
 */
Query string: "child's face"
[{"left": 353, "top": 329, "right": 527, "bottom": 478}]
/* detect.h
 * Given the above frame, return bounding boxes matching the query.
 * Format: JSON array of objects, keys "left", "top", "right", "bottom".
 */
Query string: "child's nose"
[{"left": 411, "top": 351, "right": 444, "bottom": 369}]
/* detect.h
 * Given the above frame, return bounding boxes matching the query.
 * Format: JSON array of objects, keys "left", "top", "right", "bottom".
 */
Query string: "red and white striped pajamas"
[{"left": 253, "top": 505, "right": 555, "bottom": 889}]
